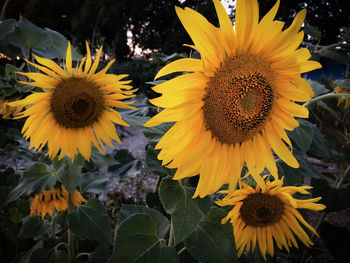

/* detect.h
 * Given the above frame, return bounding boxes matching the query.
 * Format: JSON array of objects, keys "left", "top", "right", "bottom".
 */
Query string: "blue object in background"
[{"left": 304, "top": 59, "right": 349, "bottom": 81}]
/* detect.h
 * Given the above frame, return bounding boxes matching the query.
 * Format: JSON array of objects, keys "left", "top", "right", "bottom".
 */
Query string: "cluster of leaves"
[{"left": 0, "top": 15, "right": 349, "bottom": 263}]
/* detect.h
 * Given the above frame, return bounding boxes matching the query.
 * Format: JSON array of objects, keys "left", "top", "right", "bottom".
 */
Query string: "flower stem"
[
  {"left": 177, "top": 247, "right": 187, "bottom": 255},
  {"left": 168, "top": 222, "right": 174, "bottom": 247},
  {"left": 67, "top": 201, "right": 74, "bottom": 263},
  {"left": 303, "top": 93, "right": 350, "bottom": 109}
]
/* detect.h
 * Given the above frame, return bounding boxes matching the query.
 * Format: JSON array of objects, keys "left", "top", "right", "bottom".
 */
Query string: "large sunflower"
[
  {"left": 145, "top": 0, "right": 321, "bottom": 197},
  {"left": 216, "top": 178, "right": 325, "bottom": 260},
  {"left": 9, "top": 42, "right": 136, "bottom": 161}
]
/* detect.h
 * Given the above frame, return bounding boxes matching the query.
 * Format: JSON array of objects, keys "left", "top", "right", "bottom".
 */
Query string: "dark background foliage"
[{"left": 1, "top": 0, "right": 349, "bottom": 60}]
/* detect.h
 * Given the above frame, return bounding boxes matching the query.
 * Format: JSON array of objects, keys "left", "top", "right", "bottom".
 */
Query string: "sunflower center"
[
  {"left": 51, "top": 77, "right": 104, "bottom": 129},
  {"left": 203, "top": 53, "right": 275, "bottom": 145},
  {"left": 240, "top": 193, "right": 284, "bottom": 227}
]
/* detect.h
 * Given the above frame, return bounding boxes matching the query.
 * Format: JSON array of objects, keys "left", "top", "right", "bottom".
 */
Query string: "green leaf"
[
  {"left": 145, "top": 143, "right": 170, "bottom": 177},
  {"left": 110, "top": 214, "right": 161, "bottom": 263},
  {"left": 87, "top": 243, "right": 111, "bottom": 263},
  {"left": 53, "top": 155, "right": 84, "bottom": 193},
  {"left": 311, "top": 178, "right": 350, "bottom": 212},
  {"left": 335, "top": 79, "right": 350, "bottom": 91},
  {"left": 0, "top": 19, "right": 17, "bottom": 41},
  {"left": 304, "top": 24, "right": 321, "bottom": 41},
  {"left": 319, "top": 221, "right": 350, "bottom": 262},
  {"left": 308, "top": 125, "right": 338, "bottom": 159},
  {"left": 122, "top": 115, "right": 174, "bottom": 143},
  {"left": 184, "top": 207, "right": 237, "bottom": 263},
  {"left": 287, "top": 119, "right": 314, "bottom": 154},
  {"left": 78, "top": 172, "right": 108, "bottom": 195},
  {"left": 30, "top": 248, "right": 69, "bottom": 263},
  {"left": 318, "top": 49, "right": 350, "bottom": 65},
  {"left": 277, "top": 161, "right": 303, "bottom": 186},
  {"left": 108, "top": 149, "right": 141, "bottom": 176},
  {"left": 6, "top": 163, "right": 56, "bottom": 203},
  {"left": 67, "top": 198, "right": 112, "bottom": 244},
  {"left": 297, "top": 154, "right": 322, "bottom": 178},
  {"left": 18, "top": 216, "right": 50, "bottom": 239},
  {"left": 7, "top": 16, "right": 52, "bottom": 50},
  {"left": 116, "top": 204, "right": 170, "bottom": 239},
  {"left": 159, "top": 177, "right": 211, "bottom": 245},
  {"left": 317, "top": 101, "right": 340, "bottom": 120},
  {"left": 33, "top": 28, "right": 81, "bottom": 60},
  {"left": 307, "top": 79, "right": 329, "bottom": 96},
  {"left": 159, "top": 247, "right": 179, "bottom": 263}
]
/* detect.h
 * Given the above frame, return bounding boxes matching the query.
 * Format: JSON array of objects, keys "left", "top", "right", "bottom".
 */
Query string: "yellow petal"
[{"left": 154, "top": 58, "right": 203, "bottom": 80}]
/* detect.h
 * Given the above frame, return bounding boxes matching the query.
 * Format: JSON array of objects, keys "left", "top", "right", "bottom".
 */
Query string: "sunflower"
[
  {"left": 30, "top": 184, "right": 86, "bottom": 219},
  {"left": 334, "top": 86, "right": 350, "bottom": 110},
  {"left": 144, "top": 0, "right": 321, "bottom": 197},
  {"left": 8, "top": 42, "right": 136, "bottom": 161},
  {"left": 216, "top": 178, "right": 325, "bottom": 260}
]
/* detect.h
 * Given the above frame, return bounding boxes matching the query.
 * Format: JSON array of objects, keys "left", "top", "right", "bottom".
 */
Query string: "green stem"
[
  {"left": 316, "top": 41, "right": 350, "bottom": 52},
  {"left": 303, "top": 93, "right": 350, "bottom": 108},
  {"left": 168, "top": 222, "right": 174, "bottom": 247},
  {"left": 67, "top": 202, "right": 74, "bottom": 263},
  {"left": 177, "top": 247, "right": 186, "bottom": 255},
  {"left": 0, "top": 0, "right": 10, "bottom": 20}
]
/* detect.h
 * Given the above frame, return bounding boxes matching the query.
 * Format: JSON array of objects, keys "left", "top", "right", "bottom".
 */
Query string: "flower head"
[
  {"left": 30, "top": 185, "right": 86, "bottom": 219},
  {"left": 216, "top": 178, "right": 325, "bottom": 260},
  {"left": 9, "top": 42, "right": 137, "bottom": 161},
  {"left": 145, "top": 0, "right": 321, "bottom": 197}
]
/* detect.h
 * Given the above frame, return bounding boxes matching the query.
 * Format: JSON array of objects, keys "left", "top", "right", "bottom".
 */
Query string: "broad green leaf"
[
  {"left": 6, "top": 163, "right": 56, "bottom": 203},
  {"left": 18, "top": 216, "right": 50, "bottom": 239},
  {"left": 33, "top": 28, "right": 81, "bottom": 60},
  {"left": 53, "top": 155, "right": 84, "bottom": 193},
  {"left": 0, "top": 19, "right": 17, "bottom": 41},
  {"left": 122, "top": 115, "right": 174, "bottom": 142},
  {"left": 78, "top": 172, "right": 108, "bottom": 194},
  {"left": 277, "top": 161, "right": 303, "bottom": 186},
  {"left": 90, "top": 146, "right": 116, "bottom": 166},
  {"left": 304, "top": 24, "right": 321, "bottom": 40},
  {"left": 110, "top": 214, "right": 161, "bottom": 263},
  {"left": 317, "top": 101, "right": 340, "bottom": 120},
  {"left": 159, "top": 247, "right": 179, "bottom": 263},
  {"left": 87, "top": 243, "right": 111, "bottom": 263},
  {"left": 159, "top": 177, "right": 211, "bottom": 245},
  {"left": 308, "top": 125, "right": 339, "bottom": 159},
  {"left": 17, "top": 240, "right": 44, "bottom": 263},
  {"left": 318, "top": 49, "right": 350, "bottom": 65},
  {"left": 297, "top": 154, "right": 322, "bottom": 178},
  {"left": 319, "top": 221, "right": 350, "bottom": 262},
  {"left": 307, "top": 79, "right": 329, "bottom": 96},
  {"left": 145, "top": 143, "right": 169, "bottom": 177},
  {"left": 287, "top": 119, "right": 314, "bottom": 154},
  {"left": 184, "top": 208, "right": 237, "bottom": 263},
  {"left": 108, "top": 149, "right": 141, "bottom": 176},
  {"left": 67, "top": 198, "right": 112, "bottom": 244},
  {"left": 311, "top": 178, "right": 350, "bottom": 212},
  {"left": 116, "top": 204, "right": 170, "bottom": 238},
  {"left": 30, "top": 247, "right": 68, "bottom": 263},
  {"left": 7, "top": 16, "right": 52, "bottom": 50}
]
